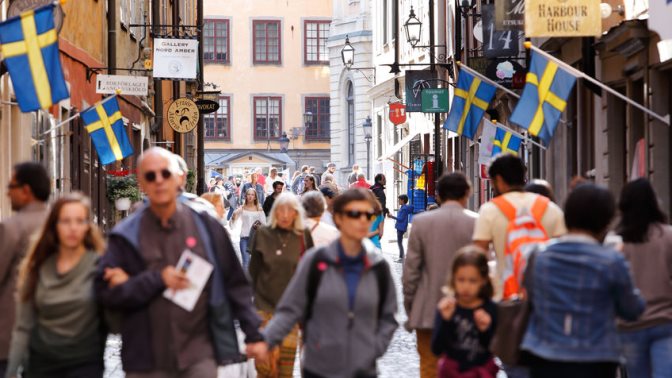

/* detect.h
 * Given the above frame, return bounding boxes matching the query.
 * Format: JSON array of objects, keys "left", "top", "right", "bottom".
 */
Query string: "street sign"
[
  {"left": 405, "top": 70, "right": 436, "bottom": 113},
  {"left": 96, "top": 74, "right": 149, "bottom": 96},
  {"left": 195, "top": 99, "right": 220, "bottom": 114},
  {"left": 482, "top": 4, "right": 522, "bottom": 58},
  {"left": 167, "top": 98, "right": 200, "bottom": 133},
  {"left": 421, "top": 88, "right": 449, "bottom": 113},
  {"left": 389, "top": 102, "right": 406, "bottom": 125},
  {"left": 153, "top": 38, "right": 199, "bottom": 80}
]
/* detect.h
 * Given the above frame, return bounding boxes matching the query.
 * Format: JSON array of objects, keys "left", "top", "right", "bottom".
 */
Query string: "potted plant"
[{"left": 107, "top": 174, "right": 141, "bottom": 211}]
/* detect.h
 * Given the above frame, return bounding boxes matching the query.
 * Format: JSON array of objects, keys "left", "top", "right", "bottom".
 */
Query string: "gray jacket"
[{"left": 263, "top": 240, "right": 398, "bottom": 378}]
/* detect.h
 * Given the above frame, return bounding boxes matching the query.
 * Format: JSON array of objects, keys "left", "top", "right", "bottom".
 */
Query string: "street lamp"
[
  {"left": 341, "top": 35, "right": 355, "bottom": 69},
  {"left": 363, "top": 116, "right": 372, "bottom": 178},
  {"left": 279, "top": 132, "right": 290, "bottom": 153},
  {"left": 404, "top": 6, "right": 422, "bottom": 47},
  {"left": 303, "top": 111, "right": 314, "bottom": 128}
]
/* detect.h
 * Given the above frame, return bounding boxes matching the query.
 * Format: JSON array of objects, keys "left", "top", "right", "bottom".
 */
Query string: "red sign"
[{"left": 389, "top": 103, "right": 407, "bottom": 125}]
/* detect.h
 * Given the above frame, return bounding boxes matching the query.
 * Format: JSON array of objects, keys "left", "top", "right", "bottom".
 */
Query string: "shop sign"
[
  {"left": 96, "top": 74, "right": 148, "bottom": 96},
  {"left": 195, "top": 99, "right": 220, "bottom": 114},
  {"left": 421, "top": 88, "right": 449, "bottom": 113},
  {"left": 167, "top": 97, "right": 200, "bottom": 133},
  {"left": 495, "top": 0, "right": 524, "bottom": 31},
  {"left": 389, "top": 102, "right": 407, "bottom": 125},
  {"left": 485, "top": 58, "right": 525, "bottom": 89},
  {"left": 525, "top": 0, "right": 601, "bottom": 37},
  {"left": 153, "top": 38, "right": 199, "bottom": 80},
  {"left": 482, "top": 4, "right": 522, "bottom": 58},
  {"left": 405, "top": 70, "right": 436, "bottom": 113}
]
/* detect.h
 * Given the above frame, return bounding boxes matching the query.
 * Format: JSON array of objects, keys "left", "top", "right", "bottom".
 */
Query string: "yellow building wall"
[
  {"left": 60, "top": 1, "right": 106, "bottom": 62},
  {"left": 204, "top": 0, "right": 332, "bottom": 151}
]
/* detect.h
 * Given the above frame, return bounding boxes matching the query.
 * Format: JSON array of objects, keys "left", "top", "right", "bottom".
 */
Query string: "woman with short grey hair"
[{"left": 302, "top": 191, "right": 340, "bottom": 248}]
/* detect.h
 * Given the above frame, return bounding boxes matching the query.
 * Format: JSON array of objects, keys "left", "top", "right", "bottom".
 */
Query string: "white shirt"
[
  {"left": 239, "top": 209, "right": 266, "bottom": 237},
  {"left": 305, "top": 218, "right": 340, "bottom": 248}
]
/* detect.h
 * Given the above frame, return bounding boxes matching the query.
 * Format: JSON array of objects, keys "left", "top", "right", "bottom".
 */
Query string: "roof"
[{"left": 205, "top": 150, "right": 294, "bottom": 166}]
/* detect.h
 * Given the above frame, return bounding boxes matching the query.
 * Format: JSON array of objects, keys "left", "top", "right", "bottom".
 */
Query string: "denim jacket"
[{"left": 521, "top": 235, "right": 645, "bottom": 362}]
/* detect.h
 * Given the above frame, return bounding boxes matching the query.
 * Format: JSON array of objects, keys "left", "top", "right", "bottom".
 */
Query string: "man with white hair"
[{"left": 96, "top": 147, "right": 265, "bottom": 377}]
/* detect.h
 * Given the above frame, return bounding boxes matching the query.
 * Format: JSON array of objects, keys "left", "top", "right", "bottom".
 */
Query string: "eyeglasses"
[
  {"left": 341, "top": 210, "right": 376, "bottom": 221},
  {"left": 144, "top": 169, "right": 172, "bottom": 183}
]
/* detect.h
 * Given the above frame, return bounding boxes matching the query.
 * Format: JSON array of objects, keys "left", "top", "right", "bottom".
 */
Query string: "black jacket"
[{"left": 370, "top": 184, "right": 389, "bottom": 216}]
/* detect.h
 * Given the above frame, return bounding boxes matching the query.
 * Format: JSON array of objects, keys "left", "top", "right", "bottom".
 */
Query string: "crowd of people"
[{"left": 0, "top": 149, "right": 670, "bottom": 378}]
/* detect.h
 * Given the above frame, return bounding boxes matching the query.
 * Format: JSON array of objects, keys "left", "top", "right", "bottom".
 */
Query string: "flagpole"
[
  {"left": 525, "top": 42, "right": 671, "bottom": 126},
  {"left": 492, "top": 120, "right": 547, "bottom": 150},
  {"left": 457, "top": 62, "right": 521, "bottom": 99},
  {"left": 41, "top": 92, "right": 121, "bottom": 136}
]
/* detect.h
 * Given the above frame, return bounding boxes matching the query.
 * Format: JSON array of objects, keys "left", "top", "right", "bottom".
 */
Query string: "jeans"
[
  {"left": 25, "top": 361, "right": 104, "bottom": 378},
  {"left": 620, "top": 322, "right": 672, "bottom": 378},
  {"left": 239, "top": 237, "right": 250, "bottom": 269},
  {"left": 226, "top": 206, "right": 234, "bottom": 221},
  {"left": 397, "top": 230, "right": 406, "bottom": 259},
  {"left": 528, "top": 357, "right": 617, "bottom": 378}
]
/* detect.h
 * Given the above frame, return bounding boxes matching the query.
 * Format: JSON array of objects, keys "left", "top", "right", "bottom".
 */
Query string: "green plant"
[
  {"left": 186, "top": 170, "right": 196, "bottom": 193},
  {"left": 106, "top": 174, "right": 142, "bottom": 202}
]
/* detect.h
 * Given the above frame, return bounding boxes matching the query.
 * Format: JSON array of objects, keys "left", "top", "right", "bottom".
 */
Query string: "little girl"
[{"left": 431, "top": 246, "right": 499, "bottom": 378}]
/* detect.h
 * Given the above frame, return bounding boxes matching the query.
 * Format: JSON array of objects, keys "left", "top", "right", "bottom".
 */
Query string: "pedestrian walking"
[
  {"left": 319, "top": 186, "right": 337, "bottom": 227},
  {"left": 319, "top": 173, "right": 339, "bottom": 195},
  {"left": 387, "top": 194, "right": 413, "bottom": 261},
  {"left": 309, "top": 167, "right": 321, "bottom": 187},
  {"left": 302, "top": 174, "right": 318, "bottom": 195},
  {"left": 524, "top": 179, "right": 555, "bottom": 202},
  {"left": 247, "top": 188, "right": 398, "bottom": 378},
  {"left": 248, "top": 192, "right": 314, "bottom": 377},
  {"left": 347, "top": 164, "right": 361, "bottom": 185},
  {"left": 403, "top": 172, "right": 478, "bottom": 378},
  {"left": 291, "top": 166, "right": 309, "bottom": 194},
  {"left": 200, "top": 192, "right": 228, "bottom": 226},
  {"left": 95, "top": 147, "right": 265, "bottom": 377},
  {"left": 321, "top": 162, "right": 337, "bottom": 188},
  {"left": 265, "top": 168, "right": 280, "bottom": 195},
  {"left": 350, "top": 173, "right": 370, "bottom": 189},
  {"left": 0, "top": 162, "right": 50, "bottom": 378},
  {"left": 521, "top": 184, "right": 645, "bottom": 378},
  {"left": 241, "top": 172, "right": 265, "bottom": 206},
  {"left": 615, "top": 179, "right": 672, "bottom": 378},
  {"left": 367, "top": 191, "right": 385, "bottom": 249},
  {"left": 302, "top": 191, "right": 340, "bottom": 247},
  {"left": 370, "top": 173, "right": 389, "bottom": 216},
  {"left": 432, "top": 246, "right": 499, "bottom": 378},
  {"left": 7, "top": 193, "right": 106, "bottom": 378},
  {"left": 263, "top": 181, "right": 285, "bottom": 217},
  {"left": 232, "top": 188, "right": 267, "bottom": 269}
]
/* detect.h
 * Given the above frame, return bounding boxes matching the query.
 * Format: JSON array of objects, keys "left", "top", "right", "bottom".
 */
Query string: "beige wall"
[{"left": 204, "top": 0, "right": 332, "bottom": 151}]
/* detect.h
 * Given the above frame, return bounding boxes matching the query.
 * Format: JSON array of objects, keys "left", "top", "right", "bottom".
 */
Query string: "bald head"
[
  {"left": 138, "top": 147, "right": 183, "bottom": 207},
  {"left": 138, "top": 147, "right": 182, "bottom": 177}
]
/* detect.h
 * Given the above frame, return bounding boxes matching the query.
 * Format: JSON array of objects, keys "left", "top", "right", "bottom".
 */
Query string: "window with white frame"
[
  {"left": 205, "top": 97, "right": 230, "bottom": 140},
  {"left": 254, "top": 96, "right": 282, "bottom": 140},
  {"left": 304, "top": 21, "right": 330, "bottom": 64},
  {"left": 204, "top": 19, "right": 229, "bottom": 63}
]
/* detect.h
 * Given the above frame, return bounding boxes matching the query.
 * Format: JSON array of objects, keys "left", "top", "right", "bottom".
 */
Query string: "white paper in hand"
[{"left": 163, "top": 249, "right": 213, "bottom": 312}]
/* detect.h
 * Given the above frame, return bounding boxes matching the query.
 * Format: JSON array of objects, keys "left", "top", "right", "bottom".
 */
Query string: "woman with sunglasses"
[
  {"left": 247, "top": 188, "right": 398, "bottom": 378},
  {"left": 232, "top": 188, "right": 266, "bottom": 269},
  {"left": 6, "top": 193, "right": 107, "bottom": 378},
  {"left": 301, "top": 175, "right": 318, "bottom": 196}
]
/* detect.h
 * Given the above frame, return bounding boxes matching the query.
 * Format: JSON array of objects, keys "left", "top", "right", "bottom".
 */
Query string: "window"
[
  {"left": 304, "top": 21, "right": 330, "bottom": 64},
  {"left": 120, "top": 0, "right": 130, "bottom": 28},
  {"left": 254, "top": 97, "right": 282, "bottom": 140},
  {"left": 305, "top": 97, "right": 330, "bottom": 140},
  {"left": 130, "top": 0, "right": 146, "bottom": 40},
  {"left": 205, "top": 97, "right": 230, "bottom": 140},
  {"left": 347, "top": 82, "right": 355, "bottom": 166},
  {"left": 204, "top": 20, "right": 229, "bottom": 62},
  {"left": 253, "top": 20, "right": 281, "bottom": 64}
]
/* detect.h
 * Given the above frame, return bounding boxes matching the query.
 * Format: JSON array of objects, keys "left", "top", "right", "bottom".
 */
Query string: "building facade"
[{"left": 203, "top": 0, "right": 332, "bottom": 178}]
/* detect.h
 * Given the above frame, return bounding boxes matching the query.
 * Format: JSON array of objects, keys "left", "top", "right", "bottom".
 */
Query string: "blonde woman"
[
  {"left": 232, "top": 188, "right": 266, "bottom": 269},
  {"left": 200, "top": 192, "right": 228, "bottom": 226},
  {"left": 7, "top": 193, "right": 106, "bottom": 378},
  {"left": 249, "top": 193, "right": 314, "bottom": 378}
]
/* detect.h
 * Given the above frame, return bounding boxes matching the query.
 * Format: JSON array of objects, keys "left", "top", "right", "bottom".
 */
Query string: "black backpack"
[{"left": 304, "top": 248, "right": 389, "bottom": 324}]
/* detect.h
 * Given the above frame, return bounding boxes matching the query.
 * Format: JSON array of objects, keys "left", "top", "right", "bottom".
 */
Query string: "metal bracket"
[{"left": 347, "top": 66, "right": 376, "bottom": 83}]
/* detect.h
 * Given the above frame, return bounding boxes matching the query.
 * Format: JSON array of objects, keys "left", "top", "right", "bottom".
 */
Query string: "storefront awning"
[{"left": 378, "top": 131, "right": 421, "bottom": 161}]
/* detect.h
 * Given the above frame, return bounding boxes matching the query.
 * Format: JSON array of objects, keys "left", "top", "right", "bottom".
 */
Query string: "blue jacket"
[
  {"left": 95, "top": 203, "right": 262, "bottom": 372},
  {"left": 521, "top": 235, "right": 645, "bottom": 363},
  {"left": 392, "top": 204, "right": 413, "bottom": 232}
]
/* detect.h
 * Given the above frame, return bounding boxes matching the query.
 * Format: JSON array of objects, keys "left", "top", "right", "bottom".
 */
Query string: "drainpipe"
[
  {"left": 172, "top": 0, "right": 182, "bottom": 154},
  {"left": 152, "top": 0, "right": 163, "bottom": 140},
  {"left": 196, "top": 0, "right": 205, "bottom": 194}
]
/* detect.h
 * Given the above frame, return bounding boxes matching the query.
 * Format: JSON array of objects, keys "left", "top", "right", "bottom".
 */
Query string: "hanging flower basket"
[
  {"left": 106, "top": 174, "right": 142, "bottom": 207},
  {"left": 114, "top": 197, "right": 132, "bottom": 211}
]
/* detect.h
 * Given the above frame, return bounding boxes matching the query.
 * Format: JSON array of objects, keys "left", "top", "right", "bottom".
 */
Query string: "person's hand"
[
  {"left": 438, "top": 296, "right": 456, "bottom": 320},
  {"left": 474, "top": 308, "right": 492, "bottom": 332},
  {"left": 246, "top": 341, "right": 269, "bottom": 360},
  {"left": 161, "top": 266, "right": 190, "bottom": 290},
  {"left": 104, "top": 267, "right": 129, "bottom": 288}
]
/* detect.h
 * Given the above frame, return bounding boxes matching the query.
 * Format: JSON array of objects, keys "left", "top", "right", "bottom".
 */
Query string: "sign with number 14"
[{"left": 482, "top": 4, "right": 521, "bottom": 58}]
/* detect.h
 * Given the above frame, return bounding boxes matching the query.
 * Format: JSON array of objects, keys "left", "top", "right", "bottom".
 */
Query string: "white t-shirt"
[
  {"left": 239, "top": 209, "right": 266, "bottom": 237},
  {"left": 305, "top": 218, "right": 340, "bottom": 248}
]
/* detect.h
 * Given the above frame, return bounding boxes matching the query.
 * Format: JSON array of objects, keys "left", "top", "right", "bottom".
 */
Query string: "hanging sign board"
[
  {"left": 421, "top": 88, "right": 449, "bottom": 113},
  {"left": 495, "top": 0, "right": 525, "bottom": 31},
  {"left": 96, "top": 74, "right": 149, "bottom": 96},
  {"left": 482, "top": 4, "right": 521, "bottom": 58},
  {"left": 195, "top": 99, "right": 220, "bottom": 114},
  {"left": 153, "top": 38, "right": 199, "bottom": 80},
  {"left": 405, "top": 70, "right": 437, "bottom": 113},
  {"left": 167, "top": 98, "right": 200, "bottom": 133},
  {"left": 389, "top": 102, "right": 407, "bottom": 125},
  {"left": 525, "top": 0, "right": 601, "bottom": 37}
]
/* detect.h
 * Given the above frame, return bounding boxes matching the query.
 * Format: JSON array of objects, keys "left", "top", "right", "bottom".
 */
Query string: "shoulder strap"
[
  {"left": 530, "top": 195, "right": 550, "bottom": 223},
  {"left": 371, "top": 262, "right": 390, "bottom": 320},
  {"left": 492, "top": 196, "right": 517, "bottom": 220},
  {"left": 305, "top": 248, "right": 331, "bottom": 323}
]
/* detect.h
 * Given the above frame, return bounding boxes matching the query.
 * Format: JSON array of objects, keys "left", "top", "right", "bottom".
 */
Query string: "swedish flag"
[
  {"left": 443, "top": 68, "right": 496, "bottom": 140},
  {"left": 81, "top": 97, "right": 134, "bottom": 165},
  {"left": 510, "top": 50, "right": 577, "bottom": 145},
  {"left": 492, "top": 128, "right": 522, "bottom": 156},
  {"left": 0, "top": 4, "right": 69, "bottom": 112}
]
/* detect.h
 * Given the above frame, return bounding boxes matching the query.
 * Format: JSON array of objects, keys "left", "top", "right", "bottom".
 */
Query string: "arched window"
[{"left": 347, "top": 81, "right": 355, "bottom": 166}]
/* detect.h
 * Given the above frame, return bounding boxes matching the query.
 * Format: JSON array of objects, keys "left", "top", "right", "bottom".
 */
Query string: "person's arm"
[
  {"left": 374, "top": 261, "right": 399, "bottom": 358},
  {"left": 402, "top": 225, "right": 423, "bottom": 314},
  {"left": 430, "top": 310, "right": 455, "bottom": 356},
  {"left": 612, "top": 255, "right": 645, "bottom": 321},
  {"left": 378, "top": 217, "right": 385, "bottom": 238},
  {"left": 472, "top": 207, "right": 493, "bottom": 251},
  {"left": 6, "top": 298, "right": 35, "bottom": 377},
  {"left": 0, "top": 222, "right": 20, "bottom": 284}
]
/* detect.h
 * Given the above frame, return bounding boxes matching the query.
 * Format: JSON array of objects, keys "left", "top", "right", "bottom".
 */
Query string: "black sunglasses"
[
  {"left": 341, "top": 210, "right": 376, "bottom": 221},
  {"left": 144, "top": 169, "right": 172, "bottom": 183}
]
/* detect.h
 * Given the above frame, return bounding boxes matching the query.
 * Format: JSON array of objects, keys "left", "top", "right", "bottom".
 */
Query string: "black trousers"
[{"left": 529, "top": 356, "right": 618, "bottom": 378}]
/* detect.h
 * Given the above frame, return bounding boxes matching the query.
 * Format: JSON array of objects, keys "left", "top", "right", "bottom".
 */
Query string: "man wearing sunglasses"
[
  {"left": 96, "top": 147, "right": 264, "bottom": 377},
  {"left": 0, "top": 162, "right": 50, "bottom": 378}
]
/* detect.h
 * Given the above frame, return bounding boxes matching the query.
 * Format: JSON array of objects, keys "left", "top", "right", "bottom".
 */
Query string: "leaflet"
[{"left": 162, "top": 249, "right": 213, "bottom": 312}]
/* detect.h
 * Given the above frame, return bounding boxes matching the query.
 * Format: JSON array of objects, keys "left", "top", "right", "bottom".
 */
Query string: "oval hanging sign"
[
  {"left": 167, "top": 97, "right": 200, "bottom": 134},
  {"left": 195, "top": 99, "right": 220, "bottom": 114}
]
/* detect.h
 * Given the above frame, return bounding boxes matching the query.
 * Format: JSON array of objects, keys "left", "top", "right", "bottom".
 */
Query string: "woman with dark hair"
[
  {"left": 301, "top": 175, "right": 318, "bottom": 195},
  {"left": 367, "top": 190, "right": 385, "bottom": 249},
  {"left": 247, "top": 188, "right": 398, "bottom": 378},
  {"left": 616, "top": 178, "right": 672, "bottom": 378},
  {"left": 6, "top": 193, "right": 107, "bottom": 378},
  {"left": 521, "top": 184, "right": 644, "bottom": 378}
]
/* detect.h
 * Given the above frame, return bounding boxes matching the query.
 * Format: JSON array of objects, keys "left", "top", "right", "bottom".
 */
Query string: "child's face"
[
  {"left": 398, "top": 198, "right": 404, "bottom": 206},
  {"left": 453, "top": 265, "right": 485, "bottom": 302}
]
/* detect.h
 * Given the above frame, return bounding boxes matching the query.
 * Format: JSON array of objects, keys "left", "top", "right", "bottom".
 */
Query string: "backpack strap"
[
  {"left": 371, "top": 262, "right": 389, "bottom": 320},
  {"left": 530, "top": 195, "right": 550, "bottom": 223},
  {"left": 305, "top": 248, "right": 330, "bottom": 324},
  {"left": 492, "top": 196, "right": 517, "bottom": 221}
]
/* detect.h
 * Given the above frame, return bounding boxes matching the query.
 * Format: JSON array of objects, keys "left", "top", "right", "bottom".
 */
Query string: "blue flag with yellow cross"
[
  {"left": 492, "top": 128, "right": 522, "bottom": 156},
  {"left": 0, "top": 4, "right": 69, "bottom": 112},
  {"left": 443, "top": 68, "right": 496, "bottom": 140},
  {"left": 81, "top": 97, "right": 134, "bottom": 165},
  {"left": 510, "top": 50, "right": 577, "bottom": 145}
]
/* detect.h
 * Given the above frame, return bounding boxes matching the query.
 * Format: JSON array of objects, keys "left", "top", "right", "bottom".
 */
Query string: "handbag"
[{"left": 490, "top": 248, "right": 538, "bottom": 366}]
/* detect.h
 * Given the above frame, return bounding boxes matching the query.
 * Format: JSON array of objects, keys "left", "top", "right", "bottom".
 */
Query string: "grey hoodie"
[{"left": 263, "top": 240, "right": 398, "bottom": 378}]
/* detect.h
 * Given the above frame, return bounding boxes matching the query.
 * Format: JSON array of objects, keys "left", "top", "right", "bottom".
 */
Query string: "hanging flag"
[
  {"left": 492, "top": 127, "right": 523, "bottom": 156},
  {"left": 81, "top": 97, "right": 134, "bottom": 165},
  {"left": 509, "top": 50, "right": 577, "bottom": 145},
  {"left": 443, "top": 68, "right": 497, "bottom": 140},
  {"left": 0, "top": 4, "right": 69, "bottom": 112},
  {"left": 478, "top": 119, "right": 498, "bottom": 165}
]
